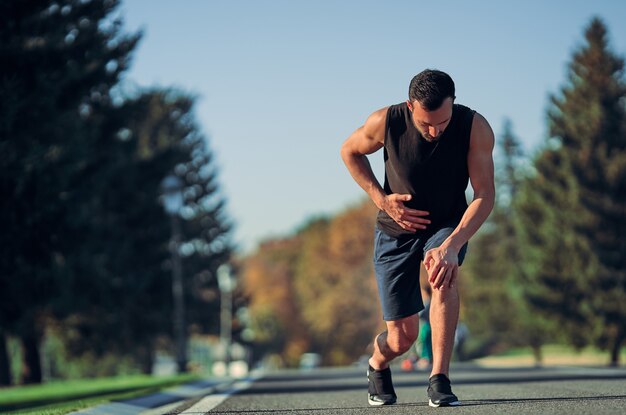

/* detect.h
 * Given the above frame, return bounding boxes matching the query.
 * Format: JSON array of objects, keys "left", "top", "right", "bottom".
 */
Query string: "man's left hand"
[{"left": 424, "top": 245, "right": 460, "bottom": 290}]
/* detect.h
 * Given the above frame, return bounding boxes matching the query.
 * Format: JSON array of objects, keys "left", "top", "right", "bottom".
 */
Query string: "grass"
[
  {"left": 475, "top": 344, "right": 626, "bottom": 367},
  {"left": 0, "top": 372, "right": 201, "bottom": 415}
]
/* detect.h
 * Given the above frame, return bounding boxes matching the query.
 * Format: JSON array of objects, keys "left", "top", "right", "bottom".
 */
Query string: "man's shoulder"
[
  {"left": 453, "top": 103, "right": 476, "bottom": 118},
  {"left": 386, "top": 102, "right": 409, "bottom": 125},
  {"left": 452, "top": 103, "right": 478, "bottom": 133},
  {"left": 468, "top": 111, "right": 495, "bottom": 151},
  {"left": 388, "top": 102, "right": 408, "bottom": 115}
]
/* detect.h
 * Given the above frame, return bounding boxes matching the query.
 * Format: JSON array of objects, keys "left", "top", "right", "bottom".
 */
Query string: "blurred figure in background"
[
  {"left": 454, "top": 322, "right": 469, "bottom": 362},
  {"left": 417, "top": 284, "right": 433, "bottom": 370}
]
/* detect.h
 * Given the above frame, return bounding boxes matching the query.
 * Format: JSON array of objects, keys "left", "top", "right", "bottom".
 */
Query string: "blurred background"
[{"left": 1, "top": 0, "right": 626, "bottom": 411}]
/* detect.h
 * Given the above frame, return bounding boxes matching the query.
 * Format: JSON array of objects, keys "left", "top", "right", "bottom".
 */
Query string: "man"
[{"left": 340, "top": 69, "right": 494, "bottom": 407}]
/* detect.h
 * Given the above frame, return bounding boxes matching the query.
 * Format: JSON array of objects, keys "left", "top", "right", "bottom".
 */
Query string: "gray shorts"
[{"left": 373, "top": 226, "right": 468, "bottom": 321}]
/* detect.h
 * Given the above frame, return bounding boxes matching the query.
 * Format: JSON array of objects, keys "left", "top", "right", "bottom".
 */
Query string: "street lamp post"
[
  {"left": 161, "top": 174, "right": 187, "bottom": 374},
  {"left": 217, "top": 264, "right": 235, "bottom": 372}
]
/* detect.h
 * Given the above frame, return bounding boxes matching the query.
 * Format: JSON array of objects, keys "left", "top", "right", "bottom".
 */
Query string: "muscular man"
[{"left": 340, "top": 69, "right": 494, "bottom": 407}]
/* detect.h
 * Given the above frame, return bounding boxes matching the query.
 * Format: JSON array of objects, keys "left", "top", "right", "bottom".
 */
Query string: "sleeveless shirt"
[{"left": 376, "top": 102, "right": 476, "bottom": 237}]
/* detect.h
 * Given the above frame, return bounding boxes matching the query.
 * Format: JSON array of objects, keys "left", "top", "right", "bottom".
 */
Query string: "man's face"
[{"left": 407, "top": 97, "right": 454, "bottom": 141}]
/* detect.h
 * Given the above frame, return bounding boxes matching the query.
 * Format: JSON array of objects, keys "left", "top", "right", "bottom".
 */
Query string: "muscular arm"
[
  {"left": 340, "top": 108, "right": 388, "bottom": 208},
  {"left": 341, "top": 108, "right": 431, "bottom": 232},
  {"left": 425, "top": 112, "right": 495, "bottom": 288}
]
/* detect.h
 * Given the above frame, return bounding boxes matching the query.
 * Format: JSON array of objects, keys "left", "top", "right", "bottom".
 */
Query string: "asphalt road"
[{"left": 177, "top": 363, "right": 626, "bottom": 415}]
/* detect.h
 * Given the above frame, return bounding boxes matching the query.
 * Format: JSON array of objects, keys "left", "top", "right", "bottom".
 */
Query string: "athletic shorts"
[{"left": 373, "top": 226, "right": 468, "bottom": 321}]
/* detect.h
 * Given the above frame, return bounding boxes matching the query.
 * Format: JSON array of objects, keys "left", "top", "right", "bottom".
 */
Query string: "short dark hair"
[{"left": 408, "top": 69, "right": 456, "bottom": 111}]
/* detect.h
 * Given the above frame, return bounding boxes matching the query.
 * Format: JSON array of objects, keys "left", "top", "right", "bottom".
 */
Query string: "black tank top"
[{"left": 376, "top": 102, "right": 476, "bottom": 237}]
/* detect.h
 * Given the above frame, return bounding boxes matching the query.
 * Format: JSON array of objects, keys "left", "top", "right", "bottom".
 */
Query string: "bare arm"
[
  {"left": 425, "top": 112, "right": 495, "bottom": 288},
  {"left": 340, "top": 107, "right": 431, "bottom": 232},
  {"left": 340, "top": 108, "right": 387, "bottom": 206}
]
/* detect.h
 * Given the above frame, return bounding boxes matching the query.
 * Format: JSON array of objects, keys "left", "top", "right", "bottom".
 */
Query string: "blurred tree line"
[
  {"left": 242, "top": 202, "right": 383, "bottom": 367},
  {"left": 241, "top": 17, "right": 626, "bottom": 368},
  {"left": 0, "top": 0, "right": 232, "bottom": 385}
]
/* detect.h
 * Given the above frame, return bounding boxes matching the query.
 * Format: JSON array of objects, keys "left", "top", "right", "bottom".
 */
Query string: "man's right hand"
[{"left": 379, "top": 194, "right": 430, "bottom": 232}]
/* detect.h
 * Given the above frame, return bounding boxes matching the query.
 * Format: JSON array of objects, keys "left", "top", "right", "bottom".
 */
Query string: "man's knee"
[{"left": 387, "top": 328, "right": 418, "bottom": 354}]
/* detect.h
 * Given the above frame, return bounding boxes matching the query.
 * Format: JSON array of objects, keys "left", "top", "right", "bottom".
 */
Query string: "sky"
[{"left": 119, "top": 0, "right": 626, "bottom": 253}]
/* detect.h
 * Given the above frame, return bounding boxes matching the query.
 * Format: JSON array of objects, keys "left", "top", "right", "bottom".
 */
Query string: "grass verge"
[
  {"left": 475, "top": 344, "right": 626, "bottom": 367},
  {"left": 0, "top": 373, "right": 201, "bottom": 415}
]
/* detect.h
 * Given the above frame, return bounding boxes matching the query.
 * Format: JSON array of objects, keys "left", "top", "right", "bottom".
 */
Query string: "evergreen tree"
[
  {"left": 0, "top": 0, "right": 140, "bottom": 383},
  {"left": 171, "top": 91, "right": 233, "bottom": 337},
  {"left": 0, "top": 0, "right": 232, "bottom": 381},
  {"left": 58, "top": 89, "right": 232, "bottom": 374},
  {"left": 548, "top": 17, "right": 626, "bottom": 365},
  {"left": 498, "top": 121, "right": 553, "bottom": 363},
  {"left": 56, "top": 90, "right": 187, "bottom": 375},
  {"left": 461, "top": 120, "right": 551, "bottom": 359},
  {"left": 516, "top": 17, "right": 626, "bottom": 364},
  {"left": 0, "top": 331, "right": 9, "bottom": 386},
  {"left": 498, "top": 119, "right": 524, "bottom": 206}
]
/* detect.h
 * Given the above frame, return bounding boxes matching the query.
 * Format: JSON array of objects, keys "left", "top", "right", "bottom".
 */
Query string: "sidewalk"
[{"left": 69, "top": 377, "right": 236, "bottom": 415}]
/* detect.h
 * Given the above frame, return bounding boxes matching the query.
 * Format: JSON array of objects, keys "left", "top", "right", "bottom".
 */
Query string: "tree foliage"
[
  {"left": 516, "top": 17, "right": 626, "bottom": 365},
  {"left": 0, "top": 0, "right": 232, "bottom": 383},
  {"left": 242, "top": 201, "right": 381, "bottom": 367},
  {"left": 56, "top": 89, "right": 232, "bottom": 375},
  {"left": 461, "top": 119, "right": 553, "bottom": 361},
  {"left": 0, "top": 0, "right": 141, "bottom": 384}
]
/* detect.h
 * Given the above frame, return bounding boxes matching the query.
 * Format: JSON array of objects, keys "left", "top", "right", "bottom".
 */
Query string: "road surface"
[{"left": 175, "top": 363, "right": 626, "bottom": 414}]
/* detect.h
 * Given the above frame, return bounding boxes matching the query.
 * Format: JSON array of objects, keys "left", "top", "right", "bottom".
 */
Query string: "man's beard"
[
  {"left": 412, "top": 121, "right": 442, "bottom": 142},
  {"left": 421, "top": 130, "right": 441, "bottom": 142}
]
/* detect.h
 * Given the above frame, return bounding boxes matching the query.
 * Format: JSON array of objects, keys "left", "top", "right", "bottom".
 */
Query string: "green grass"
[
  {"left": 475, "top": 344, "right": 626, "bottom": 367},
  {"left": 0, "top": 373, "right": 201, "bottom": 414}
]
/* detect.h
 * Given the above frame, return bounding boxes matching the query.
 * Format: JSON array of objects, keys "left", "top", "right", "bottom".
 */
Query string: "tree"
[
  {"left": 242, "top": 235, "right": 307, "bottom": 366},
  {"left": 171, "top": 92, "right": 233, "bottom": 337},
  {"left": 0, "top": 330, "right": 9, "bottom": 386},
  {"left": 57, "top": 89, "right": 232, "bottom": 375},
  {"left": 56, "top": 90, "right": 188, "bottom": 375},
  {"left": 461, "top": 119, "right": 553, "bottom": 361},
  {"left": 294, "top": 201, "right": 380, "bottom": 365},
  {"left": 548, "top": 17, "right": 626, "bottom": 365},
  {"left": 0, "top": 0, "right": 140, "bottom": 383},
  {"left": 241, "top": 200, "right": 382, "bottom": 367},
  {"left": 516, "top": 17, "right": 626, "bottom": 365},
  {"left": 0, "top": 1, "right": 232, "bottom": 381}
]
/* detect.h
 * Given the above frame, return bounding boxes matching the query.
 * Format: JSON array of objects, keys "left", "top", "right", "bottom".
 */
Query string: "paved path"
[{"left": 177, "top": 364, "right": 626, "bottom": 415}]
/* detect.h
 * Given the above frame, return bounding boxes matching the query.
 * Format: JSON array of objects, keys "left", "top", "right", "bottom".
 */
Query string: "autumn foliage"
[{"left": 241, "top": 200, "right": 384, "bottom": 366}]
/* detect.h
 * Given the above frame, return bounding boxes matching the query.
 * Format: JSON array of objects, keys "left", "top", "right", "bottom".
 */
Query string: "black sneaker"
[
  {"left": 367, "top": 365, "right": 397, "bottom": 406},
  {"left": 427, "top": 374, "right": 460, "bottom": 407}
]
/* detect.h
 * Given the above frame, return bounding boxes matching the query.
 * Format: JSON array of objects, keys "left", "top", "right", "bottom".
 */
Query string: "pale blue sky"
[{"left": 120, "top": 0, "right": 626, "bottom": 252}]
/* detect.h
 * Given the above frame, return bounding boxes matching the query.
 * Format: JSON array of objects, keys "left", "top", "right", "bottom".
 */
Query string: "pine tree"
[
  {"left": 516, "top": 17, "right": 626, "bottom": 364},
  {"left": 56, "top": 90, "right": 188, "bottom": 375},
  {"left": 165, "top": 90, "right": 234, "bottom": 342},
  {"left": 461, "top": 120, "right": 552, "bottom": 360},
  {"left": 548, "top": 17, "right": 626, "bottom": 365},
  {"left": 0, "top": 0, "right": 140, "bottom": 383},
  {"left": 58, "top": 89, "right": 233, "bottom": 374}
]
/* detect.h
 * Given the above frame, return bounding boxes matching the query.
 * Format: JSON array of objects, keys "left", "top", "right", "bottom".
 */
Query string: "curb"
[{"left": 68, "top": 377, "right": 236, "bottom": 415}]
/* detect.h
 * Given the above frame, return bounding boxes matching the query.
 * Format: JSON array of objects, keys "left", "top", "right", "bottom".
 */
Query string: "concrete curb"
[{"left": 68, "top": 377, "right": 236, "bottom": 415}]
